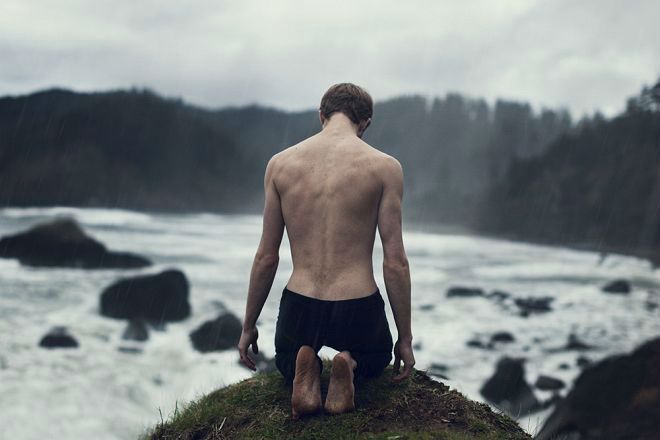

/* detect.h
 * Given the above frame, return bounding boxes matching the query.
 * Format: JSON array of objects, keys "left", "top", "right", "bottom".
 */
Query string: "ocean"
[{"left": 1, "top": 206, "right": 658, "bottom": 439}]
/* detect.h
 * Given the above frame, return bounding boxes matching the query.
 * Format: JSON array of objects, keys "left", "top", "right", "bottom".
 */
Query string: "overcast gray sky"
[{"left": 1, "top": 0, "right": 658, "bottom": 117}]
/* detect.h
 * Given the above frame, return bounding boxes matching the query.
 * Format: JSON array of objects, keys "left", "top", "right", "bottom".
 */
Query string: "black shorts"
[{"left": 274, "top": 285, "right": 394, "bottom": 382}]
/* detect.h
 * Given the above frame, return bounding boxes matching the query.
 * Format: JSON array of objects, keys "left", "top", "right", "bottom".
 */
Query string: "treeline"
[
  {"left": 480, "top": 80, "right": 660, "bottom": 255},
  {"left": 0, "top": 86, "right": 573, "bottom": 224}
]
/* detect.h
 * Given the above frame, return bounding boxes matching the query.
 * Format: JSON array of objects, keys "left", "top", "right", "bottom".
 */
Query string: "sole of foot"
[
  {"left": 324, "top": 354, "right": 356, "bottom": 415},
  {"left": 291, "top": 346, "right": 322, "bottom": 419}
]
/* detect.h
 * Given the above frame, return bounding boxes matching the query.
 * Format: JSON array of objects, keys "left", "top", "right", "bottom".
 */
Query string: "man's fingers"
[
  {"left": 391, "top": 363, "right": 413, "bottom": 383},
  {"left": 393, "top": 354, "right": 401, "bottom": 374},
  {"left": 240, "top": 353, "right": 256, "bottom": 371}
]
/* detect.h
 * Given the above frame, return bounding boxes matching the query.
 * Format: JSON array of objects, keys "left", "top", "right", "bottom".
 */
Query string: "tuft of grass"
[{"left": 142, "top": 362, "right": 531, "bottom": 440}]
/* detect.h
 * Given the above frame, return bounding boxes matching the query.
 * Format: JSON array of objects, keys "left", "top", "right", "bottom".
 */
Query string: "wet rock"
[
  {"left": 601, "top": 279, "right": 631, "bottom": 294},
  {"left": 427, "top": 363, "right": 450, "bottom": 380},
  {"left": 566, "top": 334, "right": 594, "bottom": 351},
  {"left": 466, "top": 339, "right": 488, "bottom": 349},
  {"left": 412, "top": 341, "right": 422, "bottom": 350},
  {"left": 576, "top": 356, "right": 592, "bottom": 368},
  {"left": 487, "top": 290, "right": 511, "bottom": 301},
  {"left": 118, "top": 347, "right": 143, "bottom": 354},
  {"left": 535, "top": 375, "right": 565, "bottom": 391},
  {"left": 39, "top": 327, "right": 79, "bottom": 349},
  {"left": 190, "top": 312, "right": 243, "bottom": 353},
  {"left": 0, "top": 217, "right": 151, "bottom": 269},
  {"left": 419, "top": 303, "right": 435, "bottom": 311},
  {"left": 100, "top": 269, "right": 191, "bottom": 323},
  {"left": 122, "top": 319, "right": 149, "bottom": 341},
  {"left": 514, "top": 296, "right": 554, "bottom": 316},
  {"left": 491, "top": 331, "right": 515, "bottom": 344},
  {"left": 480, "top": 357, "right": 540, "bottom": 416},
  {"left": 446, "top": 286, "right": 485, "bottom": 298},
  {"left": 558, "top": 363, "right": 570, "bottom": 370},
  {"left": 536, "top": 337, "right": 660, "bottom": 440}
]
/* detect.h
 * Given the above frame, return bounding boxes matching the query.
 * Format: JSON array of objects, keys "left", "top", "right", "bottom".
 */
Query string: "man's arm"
[
  {"left": 377, "top": 156, "right": 415, "bottom": 382},
  {"left": 238, "top": 155, "right": 285, "bottom": 371}
]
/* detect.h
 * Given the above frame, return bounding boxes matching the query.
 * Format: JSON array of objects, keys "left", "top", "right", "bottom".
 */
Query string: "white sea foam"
[{"left": 0, "top": 208, "right": 658, "bottom": 439}]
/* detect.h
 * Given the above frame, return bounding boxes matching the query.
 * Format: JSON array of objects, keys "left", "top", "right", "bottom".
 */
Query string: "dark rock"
[
  {"left": 100, "top": 269, "right": 191, "bottom": 323},
  {"left": 39, "top": 327, "right": 78, "bottom": 349},
  {"left": 412, "top": 341, "right": 422, "bottom": 350},
  {"left": 536, "top": 337, "right": 660, "bottom": 440},
  {"left": 419, "top": 304, "right": 435, "bottom": 311},
  {"left": 427, "top": 363, "right": 450, "bottom": 380},
  {"left": 118, "top": 347, "right": 143, "bottom": 354},
  {"left": 491, "top": 331, "right": 515, "bottom": 344},
  {"left": 576, "top": 356, "right": 592, "bottom": 368},
  {"left": 466, "top": 339, "right": 488, "bottom": 349},
  {"left": 558, "top": 363, "right": 570, "bottom": 370},
  {"left": 0, "top": 217, "right": 151, "bottom": 269},
  {"left": 566, "top": 334, "right": 594, "bottom": 351},
  {"left": 480, "top": 357, "right": 540, "bottom": 416},
  {"left": 535, "top": 375, "right": 566, "bottom": 391},
  {"left": 190, "top": 312, "right": 243, "bottom": 352},
  {"left": 487, "top": 290, "right": 511, "bottom": 301},
  {"left": 601, "top": 279, "right": 631, "bottom": 294},
  {"left": 122, "top": 319, "right": 149, "bottom": 341},
  {"left": 446, "top": 286, "right": 485, "bottom": 298},
  {"left": 514, "top": 296, "right": 554, "bottom": 316}
]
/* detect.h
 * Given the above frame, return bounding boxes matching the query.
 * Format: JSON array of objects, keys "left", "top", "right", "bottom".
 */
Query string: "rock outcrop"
[
  {"left": 100, "top": 269, "right": 191, "bottom": 323},
  {"left": 480, "top": 357, "right": 540, "bottom": 416},
  {"left": 601, "top": 279, "right": 632, "bottom": 294},
  {"left": 536, "top": 337, "right": 660, "bottom": 440},
  {"left": 0, "top": 217, "right": 151, "bottom": 269},
  {"left": 190, "top": 312, "right": 243, "bottom": 353},
  {"left": 39, "top": 326, "right": 79, "bottom": 348},
  {"left": 147, "top": 366, "right": 531, "bottom": 439}
]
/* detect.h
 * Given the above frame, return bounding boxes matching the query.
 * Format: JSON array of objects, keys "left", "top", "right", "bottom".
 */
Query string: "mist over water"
[{"left": 1, "top": 207, "right": 658, "bottom": 439}]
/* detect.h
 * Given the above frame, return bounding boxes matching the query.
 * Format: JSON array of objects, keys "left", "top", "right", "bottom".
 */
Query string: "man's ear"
[
  {"left": 358, "top": 118, "right": 371, "bottom": 137},
  {"left": 319, "top": 110, "right": 325, "bottom": 126}
]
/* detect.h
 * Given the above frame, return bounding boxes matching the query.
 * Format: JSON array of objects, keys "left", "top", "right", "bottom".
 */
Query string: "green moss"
[{"left": 143, "top": 363, "right": 531, "bottom": 440}]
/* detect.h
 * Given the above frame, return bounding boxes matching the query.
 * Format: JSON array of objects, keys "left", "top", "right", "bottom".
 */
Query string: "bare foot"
[
  {"left": 291, "top": 346, "right": 322, "bottom": 419},
  {"left": 324, "top": 351, "right": 357, "bottom": 414}
]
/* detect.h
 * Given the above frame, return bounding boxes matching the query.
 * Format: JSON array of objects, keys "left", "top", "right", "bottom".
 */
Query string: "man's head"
[{"left": 319, "top": 83, "right": 373, "bottom": 137}]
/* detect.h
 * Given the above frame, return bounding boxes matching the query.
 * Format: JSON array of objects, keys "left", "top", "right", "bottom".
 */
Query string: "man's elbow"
[
  {"left": 383, "top": 255, "right": 409, "bottom": 272},
  {"left": 255, "top": 252, "right": 279, "bottom": 268}
]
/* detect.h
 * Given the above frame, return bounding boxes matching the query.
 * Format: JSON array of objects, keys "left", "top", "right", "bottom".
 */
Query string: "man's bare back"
[
  {"left": 272, "top": 127, "right": 395, "bottom": 300},
  {"left": 238, "top": 83, "right": 414, "bottom": 418}
]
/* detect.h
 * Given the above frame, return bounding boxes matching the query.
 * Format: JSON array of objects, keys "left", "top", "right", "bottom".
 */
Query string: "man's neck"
[{"left": 321, "top": 114, "right": 359, "bottom": 137}]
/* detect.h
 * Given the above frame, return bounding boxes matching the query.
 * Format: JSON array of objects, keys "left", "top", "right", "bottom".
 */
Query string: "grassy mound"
[{"left": 144, "top": 364, "right": 531, "bottom": 439}]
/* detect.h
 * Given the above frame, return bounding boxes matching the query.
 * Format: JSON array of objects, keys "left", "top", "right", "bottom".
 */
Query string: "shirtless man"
[{"left": 237, "top": 83, "right": 414, "bottom": 418}]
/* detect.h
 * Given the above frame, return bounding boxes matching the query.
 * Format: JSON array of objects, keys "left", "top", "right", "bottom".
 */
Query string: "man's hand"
[
  {"left": 237, "top": 326, "right": 259, "bottom": 371},
  {"left": 391, "top": 338, "right": 415, "bottom": 382}
]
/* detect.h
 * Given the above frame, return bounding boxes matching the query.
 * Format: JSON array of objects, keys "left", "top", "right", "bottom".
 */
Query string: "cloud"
[{"left": 0, "top": 0, "right": 658, "bottom": 117}]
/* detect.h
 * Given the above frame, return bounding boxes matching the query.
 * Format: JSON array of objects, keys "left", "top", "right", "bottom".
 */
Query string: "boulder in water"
[
  {"left": 480, "top": 357, "right": 540, "bottom": 416},
  {"left": 536, "top": 337, "right": 660, "bottom": 440},
  {"left": 39, "top": 327, "right": 79, "bottom": 349},
  {"left": 100, "top": 269, "right": 191, "bottom": 323},
  {"left": 514, "top": 296, "right": 554, "bottom": 316},
  {"left": 534, "top": 375, "right": 565, "bottom": 391},
  {"left": 190, "top": 312, "right": 243, "bottom": 352},
  {"left": 122, "top": 319, "right": 149, "bottom": 341},
  {"left": 446, "top": 286, "right": 485, "bottom": 298},
  {"left": 0, "top": 217, "right": 151, "bottom": 269},
  {"left": 491, "top": 331, "right": 516, "bottom": 344},
  {"left": 602, "top": 279, "right": 631, "bottom": 294}
]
